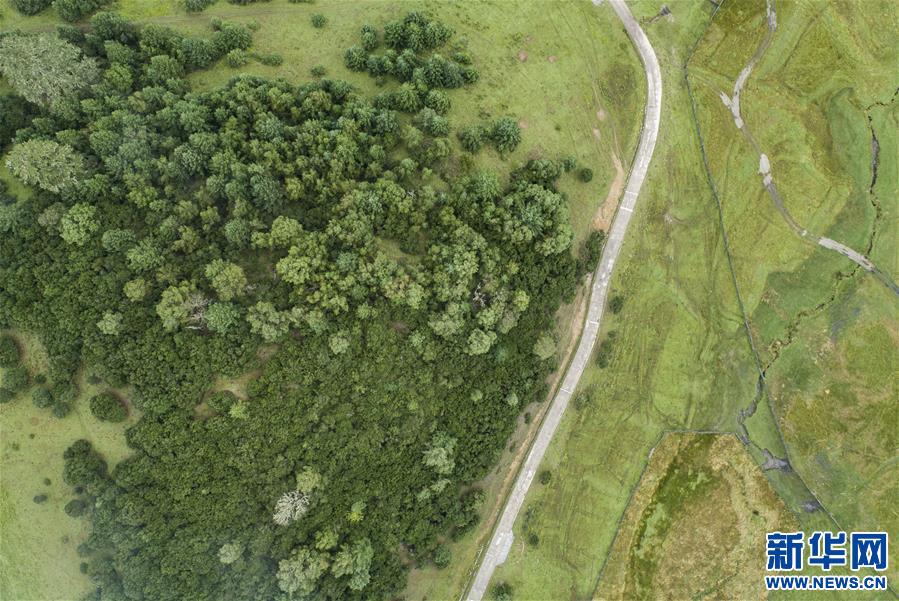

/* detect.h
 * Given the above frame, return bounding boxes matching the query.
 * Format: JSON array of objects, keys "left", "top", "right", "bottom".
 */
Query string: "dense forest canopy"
[{"left": 0, "top": 10, "right": 590, "bottom": 600}]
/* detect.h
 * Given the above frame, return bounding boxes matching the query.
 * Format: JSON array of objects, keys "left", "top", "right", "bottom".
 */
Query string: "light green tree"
[
  {"left": 204, "top": 259, "right": 247, "bottom": 301},
  {"left": 6, "top": 140, "right": 85, "bottom": 193},
  {"left": 276, "top": 547, "right": 329, "bottom": 597},
  {"left": 59, "top": 203, "right": 99, "bottom": 246},
  {"left": 96, "top": 311, "right": 123, "bottom": 336},
  {"left": 0, "top": 33, "right": 98, "bottom": 109}
]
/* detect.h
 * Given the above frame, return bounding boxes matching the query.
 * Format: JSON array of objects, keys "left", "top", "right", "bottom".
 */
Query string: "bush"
[
  {"left": 433, "top": 544, "right": 452, "bottom": 568},
  {"left": 54, "top": 0, "right": 111, "bottom": 23},
  {"left": 561, "top": 155, "right": 578, "bottom": 172},
  {"left": 184, "top": 0, "right": 215, "bottom": 12},
  {"left": 489, "top": 117, "right": 521, "bottom": 154},
  {"left": 492, "top": 582, "right": 514, "bottom": 601},
  {"left": 0, "top": 335, "right": 20, "bottom": 367},
  {"left": 538, "top": 470, "right": 552, "bottom": 485},
  {"left": 576, "top": 230, "right": 606, "bottom": 278},
  {"left": 310, "top": 65, "right": 326, "bottom": 77},
  {"left": 3, "top": 367, "right": 29, "bottom": 392},
  {"left": 257, "top": 52, "right": 283, "bottom": 66},
  {"left": 458, "top": 125, "right": 486, "bottom": 153},
  {"left": 12, "top": 0, "right": 52, "bottom": 16},
  {"left": 311, "top": 14, "right": 327, "bottom": 28},
  {"left": 0, "top": 388, "right": 15, "bottom": 404},
  {"left": 32, "top": 387, "right": 54, "bottom": 408},
  {"left": 65, "top": 498, "right": 88, "bottom": 517},
  {"left": 579, "top": 167, "right": 594, "bottom": 182},
  {"left": 33, "top": 494, "right": 48, "bottom": 504},
  {"left": 609, "top": 294, "right": 624, "bottom": 314},
  {"left": 90, "top": 392, "right": 127, "bottom": 422},
  {"left": 226, "top": 49, "right": 249, "bottom": 68},
  {"left": 53, "top": 400, "right": 72, "bottom": 418},
  {"left": 527, "top": 533, "right": 539, "bottom": 546},
  {"left": 424, "top": 89, "right": 451, "bottom": 115},
  {"left": 207, "top": 390, "right": 238, "bottom": 413}
]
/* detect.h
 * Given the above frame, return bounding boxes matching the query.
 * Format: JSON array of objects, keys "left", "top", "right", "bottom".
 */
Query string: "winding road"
[{"left": 465, "top": 1, "right": 662, "bottom": 599}]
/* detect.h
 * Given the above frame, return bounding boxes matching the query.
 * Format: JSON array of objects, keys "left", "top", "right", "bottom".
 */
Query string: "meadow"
[{"left": 487, "top": 0, "right": 896, "bottom": 598}]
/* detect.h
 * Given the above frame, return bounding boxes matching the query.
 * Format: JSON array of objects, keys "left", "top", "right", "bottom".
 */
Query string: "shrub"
[
  {"left": 489, "top": 117, "right": 521, "bottom": 154},
  {"left": 433, "top": 544, "right": 451, "bottom": 568},
  {"left": 184, "top": 0, "right": 215, "bottom": 12},
  {"left": 226, "top": 49, "right": 249, "bottom": 68},
  {"left": 424, "top": 89, "right": 451, "bottom": 115},
  {"left": 579, "top": 167, "right": 594, "bottom": 182},
  {"left": 3, "top": 367, "right": 29, "bottom": 392},
  {"left": 527, "top": 533, "right": 539, "bottom": 546},
  {"left": 53, "top": 400, "right": 72, "bottom": 418},
  {"left": 310, "top": 65, "right": 326, "bottom": 77},
  {"left": 65, "top": 498, "right": 88, "bottom": 517},
  {"left": 561, "top": 155, "right": 578, "bottom": 172},
  {"left": 12, "top": 0, "right": 52, "bottom": 16},
  {"left": 492, "top": 582, "right": 514, "bottom": 601},
  {"left": 207, "top": 390, "right": 238, "bottom": 413},
  {"left": 54, "top": 0, "right": 111, "bottom": 23},
  {"left": 33, "top": 494, "right": 48, "bottom": 504},
  {"left": 90, "top": 392, "right": 127, "bottom": 422},
  {"left": 538, "top": 470, "right": 552, "bottom": 485},
  {"left": 32, "top": 387, "right": 54, "bottom": 408},
  {"left": 311, "top": 14, "right": 327, "bottom": 28},
  {"left": 609, "top": 294, "right": 625, "bottom": 314},
  {"left": 257, "top": 52, "right": 283, "bottom": 66},
  {"left": 0, "top": 388, "right": 15, "bottom": 404},
  {"left": 0, "top": 334, "right": 20, "bottom": 367},
  {"left": 458, "top": 125, "right": 486, "bottom": 153}
]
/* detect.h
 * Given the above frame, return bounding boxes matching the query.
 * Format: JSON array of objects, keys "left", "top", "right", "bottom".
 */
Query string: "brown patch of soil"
[
  {"left": 518, "top": 119, "right": 529, "bottom": 129},
  {"left": 517, "top": 50, "right": 528, "bottom": 62},
  {"left": 592, "top": 127, "right": 602, "bottom": 140},
  {"left": 597, "top": 108, "right": 607, "bottom": 121},
  {"left": 547, "top": 55, "right": 558, "bottom": 63},
  {"left": 592, "top": 153, "right": 625, "bottom": 231}
]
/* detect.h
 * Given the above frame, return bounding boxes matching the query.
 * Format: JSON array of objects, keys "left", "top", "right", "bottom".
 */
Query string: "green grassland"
[
  {"left": 0, "top": 2, "right": 644, "bottom": 600},
  {"left": 596, "top": 433, "right": 798, "bottom": 601},
  {"left": 0, "top": 331, "right": 136, "bottom": 601},
  {"left": 688, "top": 0, "right": 898, "bottom": 584},
  {"left": 487, "top": 2, "right": 767, "bottom": 597},
  {"left": 487, "top": 0, "right": 897, "bottom": 599}
]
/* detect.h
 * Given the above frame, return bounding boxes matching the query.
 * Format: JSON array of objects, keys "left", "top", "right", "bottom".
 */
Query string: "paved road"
[{"left": 465, "top": 2, "right": 662, "bottom": 599}]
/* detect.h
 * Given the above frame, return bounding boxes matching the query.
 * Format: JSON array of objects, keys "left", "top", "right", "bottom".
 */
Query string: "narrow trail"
[
  {"left": 718, "top": 0, "right": 899, "bottom": 296},
  {"left": 464, "top": 0, "right": 662, "bottom": 598}
]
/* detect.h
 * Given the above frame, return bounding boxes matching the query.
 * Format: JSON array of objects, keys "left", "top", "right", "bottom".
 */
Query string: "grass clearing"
[
  {"left": 0, "top": 330, "right": 135, "bottom": 601},
  {"left": 488, "top": 0, "right": 896, "bottom": 598}
]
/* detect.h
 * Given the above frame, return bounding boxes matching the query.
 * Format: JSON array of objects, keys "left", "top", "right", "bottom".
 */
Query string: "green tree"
[
  {"left": 59, "top": 203, "right": 99, "bottom": 246},
  {"left": 205, "top": 302, "right": 241, "bottom": 334},
  {"left": 204, "top": 259, "right": 247, "bottom": 301},
  {"left": 0, "top": 335, "right": 20, "bottom": 368},
  {"left": 0, "top": 33, "right": 98, "bottom": 109},
  {"left": 6, "top": 140, "right": 85, "bottom": 193},
  {"left": 532, "top": 333, "right": 556, "bottom": 360}
]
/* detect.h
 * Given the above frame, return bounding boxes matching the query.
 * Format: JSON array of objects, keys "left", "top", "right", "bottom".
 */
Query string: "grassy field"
[
  {"left": 688, "top": 0, "right": 899, "bottom": 585},
  {"left": 487, "top": 2, "right": 766, "bottom": 597},
  {"left": 487, "top": 0, "right": 897, "bottom": 599},
  {"left": 0, "top": 2, "right": 645, "bottom": 600},
  {"left": 596, "top": 433, "right": 797, "bottom": 601},
  {"left": 0, "top": 331, "right": 136, "bottom": 601}
]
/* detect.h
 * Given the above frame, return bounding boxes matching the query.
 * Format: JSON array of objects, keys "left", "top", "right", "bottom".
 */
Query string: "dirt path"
[{"left": 592, "top": 152, "right": 625, "bottom": 231}]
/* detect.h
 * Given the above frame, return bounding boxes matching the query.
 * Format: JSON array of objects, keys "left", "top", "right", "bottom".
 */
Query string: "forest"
[{"left": 0, "top": 9, "right": 595, "bottom": 600}]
